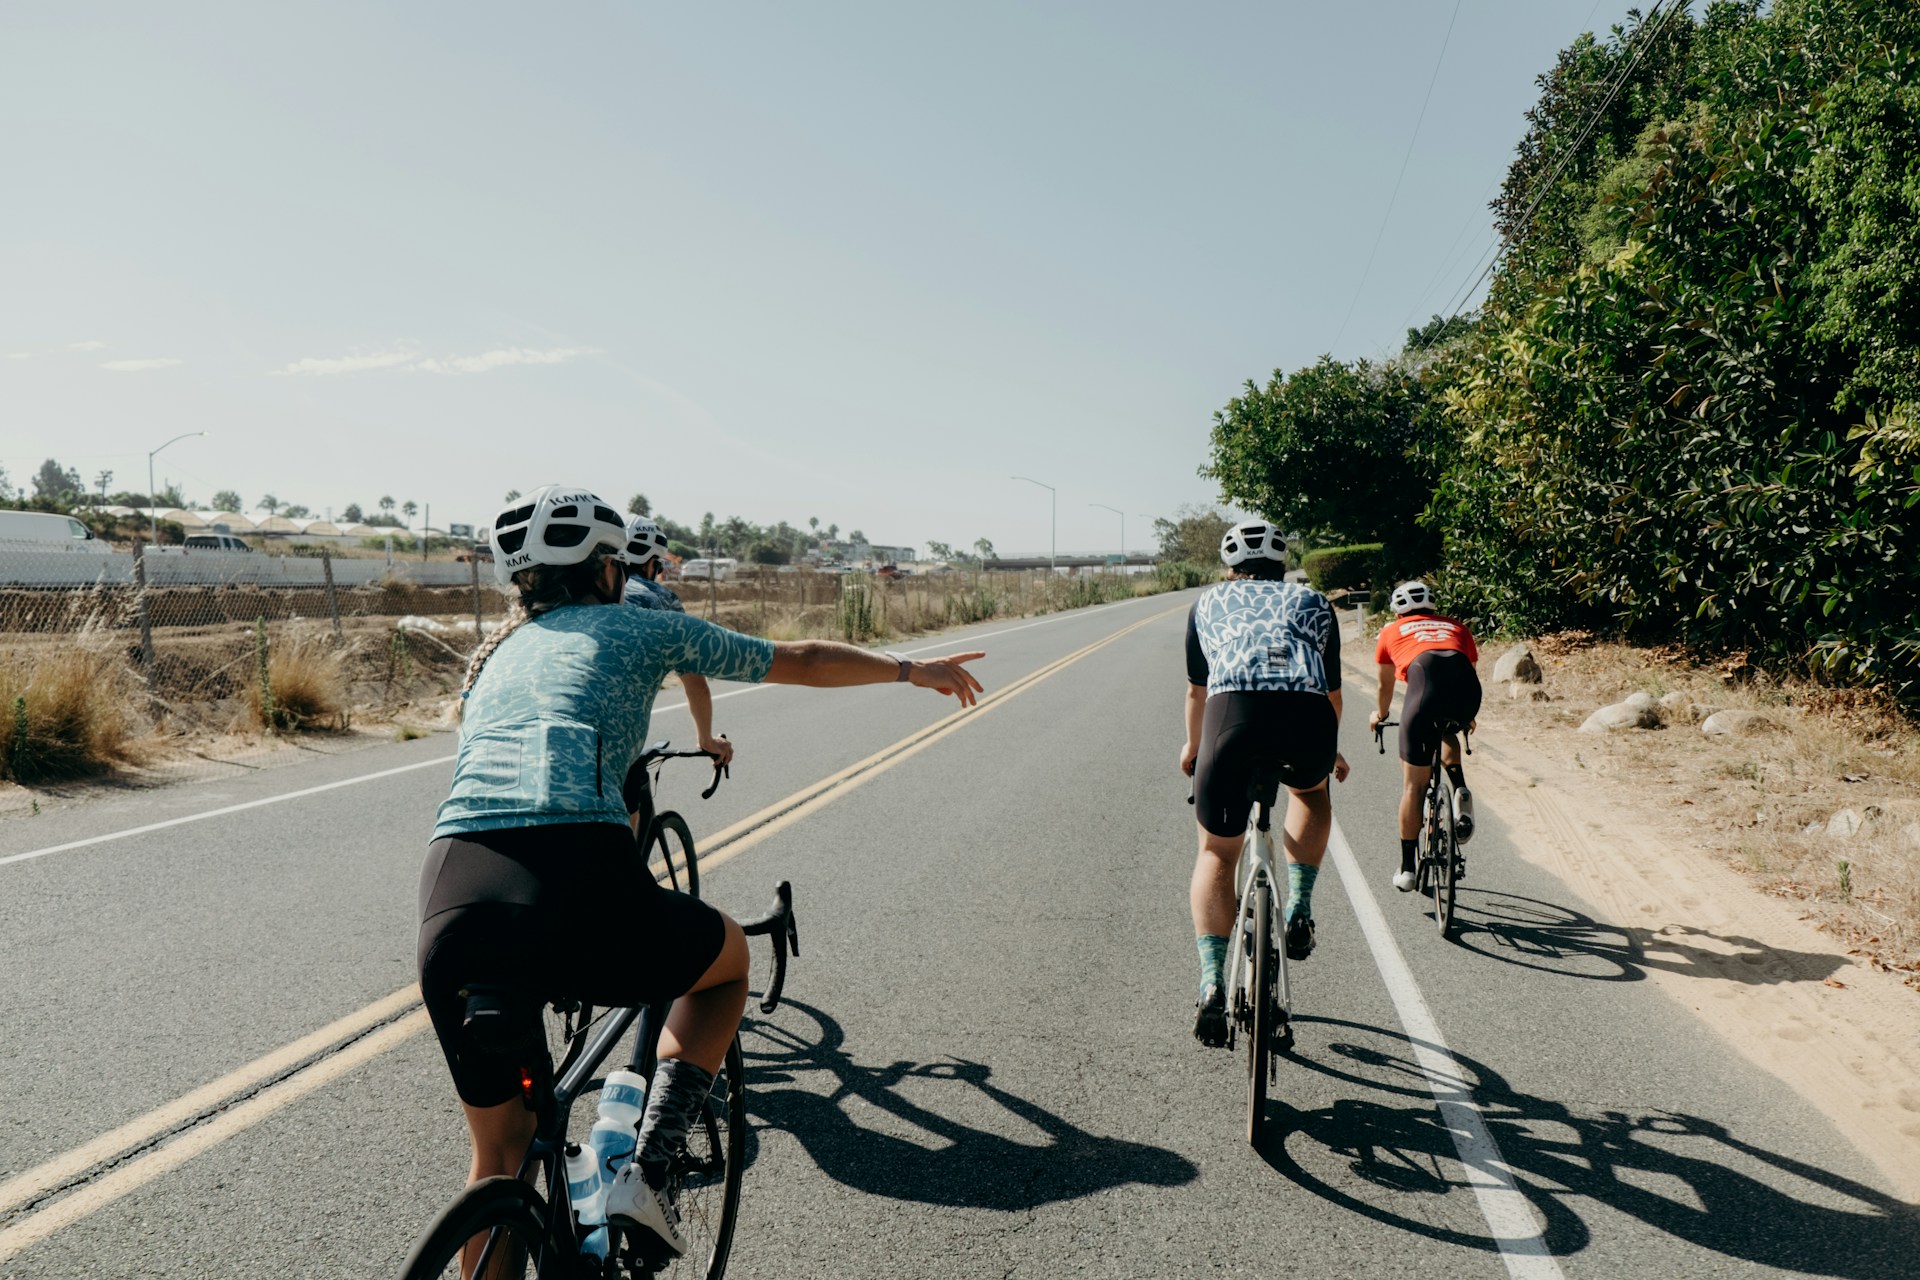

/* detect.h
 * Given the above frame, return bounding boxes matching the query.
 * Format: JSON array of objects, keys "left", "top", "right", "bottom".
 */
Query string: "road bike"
[
  {"left": 398, "top": 744, "right": 800, "bottom": 1280},
  {"left": 1195, "top": 761, "right": 1295, "bottom": 1145},
  {"left": 1374, "top": 717, "right": 1471, "bottom": 938}
]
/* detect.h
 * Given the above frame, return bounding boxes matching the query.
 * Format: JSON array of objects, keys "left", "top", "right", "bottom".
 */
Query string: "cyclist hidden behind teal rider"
[
  {"left": 418, "top": 485, "right": 984, "bottom": 1257},
  {"left": 1369, "top": 580, "right": 1482, "bottom": 892},
  {"left": 1181, "top": 520, "right": 1348, "bottom": 1047},
  {"left": 618, "top": 514, "right": 732, "bottom": 839}
]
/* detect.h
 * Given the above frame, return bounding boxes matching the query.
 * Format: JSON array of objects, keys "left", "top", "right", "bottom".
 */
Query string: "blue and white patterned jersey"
[
  {"left": 434, "top": 604, "right": 774, "bottom": 837},
  {"left": 623, "top": 578, "right": 686, "bottom": 613},
  {"left": 1185, "top": 580, "right": 1341, "bottom": 698}
]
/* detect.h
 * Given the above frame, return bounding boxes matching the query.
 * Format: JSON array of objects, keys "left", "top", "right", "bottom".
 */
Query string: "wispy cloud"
[
  {"left": 100, "top": 357, "right": 183, "bottom": 372},
  {"left": 412, "top": 347, "right": 597, "bottom": 375},
  {"left": 270, "top": 350, "right": 420, "bottom": 377},
  {"left": 68, "top": 340, "right": 107, "bottom": 351},
  {"left": 268, "top": 345, "right": 598, "bottom": 377},
  {"left": 5, "top": 352, "right": 29, "bottom": 360}
]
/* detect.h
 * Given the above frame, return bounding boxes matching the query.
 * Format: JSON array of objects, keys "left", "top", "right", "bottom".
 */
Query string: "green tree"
[
  {"left": 1204, "top": 356, "right": 1441, "bottom": 573},
  {"left": 972, "top": 537, "right": 995, "bottom": 561},
  {"left": 627, "top": 493, "right": 651, "bottom": 517},
  {"left": 341, "top": 503, "right": 364, "bottom": 523},
  {"left": 379, "top": 496, "right": 396, "bottom": 517},
  {"left": 401, "top": 500, "right": 418, "bottom": 526},
  {"left": 32, "top": 459, "right": 82, "bottom": 504},
  {"left": 1152, "top": 505, "right": 1234, "bottom": 566},
  {"left": 925, "top": 539, "right": 955, "bottom": 561},
  {"left": 283, "top": 504, "right": 311, "bottom": 520},
  {"left": 211, "top": 490, "right": 244, "bottom": 513},
  {"left": 747, "top": 541, "right": 789, "bottom": 565},
  {"left": 257, "top": 493, "right": 281, "bottom": 515}
]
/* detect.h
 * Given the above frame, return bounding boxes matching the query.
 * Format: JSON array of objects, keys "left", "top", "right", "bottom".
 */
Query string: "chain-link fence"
[
  {"left": 1, "top": 548, "right": 1203, "bottom": 797},
  {"left": 0, "top": 543, "right": 507, "bottom": 793}
]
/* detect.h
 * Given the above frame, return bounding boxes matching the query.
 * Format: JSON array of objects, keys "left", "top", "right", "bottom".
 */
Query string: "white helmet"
[
  {"left": 621, "top": 514, "right": 671, "bottom": 567},
  {"left": 1219, "top": 520, "right": 1288, "bottom": 568},
  {"left": 1390, "top": 580, "right": 1434, "bottom": 614},
  {"left": 490, "top": 485, "right": 628, "bottom": 587}
]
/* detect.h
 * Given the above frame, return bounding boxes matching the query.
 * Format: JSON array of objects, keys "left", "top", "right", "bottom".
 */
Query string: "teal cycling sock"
[
  {"left": 1287, "top": 863, "right": 1319, "bottom": 922},
  {"left": 1196, "top": 934, "right": 1228, "bottom": 990}
]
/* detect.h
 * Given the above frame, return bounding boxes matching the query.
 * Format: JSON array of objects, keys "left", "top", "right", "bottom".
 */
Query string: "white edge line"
[
  {"left": 2, "top": 591, "right": 1181, "bottom": 869},
  {"left": 0, "top": 755, "right": 455, "bottom": 869},
  {"left": 1327, "top": 819, "right": 1568, "bottom": 1280}
]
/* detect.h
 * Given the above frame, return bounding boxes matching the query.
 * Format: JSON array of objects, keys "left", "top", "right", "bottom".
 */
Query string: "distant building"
[{"left": 869, "top": 544, "right": 916, "bottom": 563}]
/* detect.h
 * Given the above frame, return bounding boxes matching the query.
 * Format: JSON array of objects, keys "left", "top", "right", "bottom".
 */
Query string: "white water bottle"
[{"left": 563, "top": 1143, "right": 610, "bottom": 1261}]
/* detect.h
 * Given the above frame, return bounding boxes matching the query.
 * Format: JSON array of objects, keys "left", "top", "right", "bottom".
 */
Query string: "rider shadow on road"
[
  {"left": 1258, "top": 1016, "right": 1920, "bottom": 1277},
  {"left": 736, "top": 998, "right": 1196, "bottom": 1210},
  {"left": 1446, "top": 888, "right": 1848, "bottom": 987}
]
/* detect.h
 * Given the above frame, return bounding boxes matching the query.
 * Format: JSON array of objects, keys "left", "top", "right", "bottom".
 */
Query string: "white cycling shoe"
[
  {"left": 1452, "top": 788, "right": 1476, "bottom": 842},
  {"left": 1392, "top": 868, "right": 1417, "bottom": 893},
  {"left": 605, "top": 1165, "right": 687, "bottom": 1257}
]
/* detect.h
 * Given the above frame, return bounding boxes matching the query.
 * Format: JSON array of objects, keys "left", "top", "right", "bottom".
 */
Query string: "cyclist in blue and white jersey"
[
  {"left": 617, "top": 514, "right": 731, "bottom": 839},
  {"left": 418, "top": 486, "right": 984, "bottom": 1255},
  {"left": 1180, "top": 520, "right": 1348, "bottom": 1047}
]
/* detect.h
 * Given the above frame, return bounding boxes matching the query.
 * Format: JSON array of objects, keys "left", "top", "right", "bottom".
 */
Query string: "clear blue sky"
[{"left": 1, "top": 1, "right": 1628, "bottom": 555}]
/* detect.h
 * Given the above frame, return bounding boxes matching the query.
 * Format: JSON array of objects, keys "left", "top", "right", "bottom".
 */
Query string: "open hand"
[{"left": 911, "top": 651, "right": 986, "bottom": 708}]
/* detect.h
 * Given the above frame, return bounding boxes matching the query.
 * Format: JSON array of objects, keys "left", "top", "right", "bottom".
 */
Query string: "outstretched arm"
[{"left": 766, "top": 641, "right": 985, "bottom": 708}]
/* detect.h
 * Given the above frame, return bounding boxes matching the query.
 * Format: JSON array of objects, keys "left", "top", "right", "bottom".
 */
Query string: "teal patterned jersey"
[
  {"left": 1185, "top": 580, "right": 1341, "bottom": 698},
  {"left": 433, "top": 603, "right": 774, "bottom": 837}
]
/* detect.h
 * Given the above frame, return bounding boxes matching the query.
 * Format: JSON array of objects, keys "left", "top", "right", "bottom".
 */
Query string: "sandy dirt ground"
[{"left": 1343, "top": 616, "right": 1920, "bottom": 1202}]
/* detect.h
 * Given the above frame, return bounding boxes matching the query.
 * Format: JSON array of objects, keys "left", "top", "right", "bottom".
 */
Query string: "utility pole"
[
  {"left": 1011, "top": 476, "right": 1056, "bottom": 572},
  {"left": 1090, "top": 503, "right": 1124, "bottom": 564}
]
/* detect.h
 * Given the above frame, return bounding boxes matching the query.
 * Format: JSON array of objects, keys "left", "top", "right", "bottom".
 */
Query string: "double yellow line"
[{"left": 0, "top": 603, "right": 1179, "bottom": 1263}]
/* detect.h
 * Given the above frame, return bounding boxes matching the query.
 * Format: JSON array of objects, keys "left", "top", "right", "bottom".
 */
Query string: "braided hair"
[{"left": 459, "top": 545, "right": 619, "bottom": 701}]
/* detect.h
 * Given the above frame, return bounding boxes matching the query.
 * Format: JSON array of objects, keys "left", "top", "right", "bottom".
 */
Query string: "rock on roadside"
[
  {"left": 1580, "top": 701, "right": 1661, "bottom": 732},
  {"left": 1700, "top": 709, "right": 1784, "bottom": 737},
  {"left": 1493, "top": 644, "right": 1542, "bottom": 684}
]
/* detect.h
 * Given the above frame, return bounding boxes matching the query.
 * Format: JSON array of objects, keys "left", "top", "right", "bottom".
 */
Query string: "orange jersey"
[{"left": 1375, "top": 613, "right": 1478, "bottom": 681}]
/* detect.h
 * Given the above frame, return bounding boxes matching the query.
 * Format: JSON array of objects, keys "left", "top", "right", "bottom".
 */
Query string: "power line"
[
  {"left": 1329, "top": 0, "right": 1465, "bottom": 353},
  {"left": 1428, "top": 0, "right": 1688, "bottom": 329}
]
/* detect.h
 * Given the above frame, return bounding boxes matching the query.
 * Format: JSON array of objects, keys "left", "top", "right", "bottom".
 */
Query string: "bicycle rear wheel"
[
  {"left": 397, "top": 1175, "right": 560, "bottom": 1280},
  {"left": 1430, "top": 777, "right": 1457, "bottom": 937},
  {"left": 1246, "top": 874, "right": 1273, "bottom": 1145},
  {"left": 618, "top": 1036, "right": 747, "bottom": 1279},
  {"left": 648, "top": 811, "right": 700, "bottom": 899}
]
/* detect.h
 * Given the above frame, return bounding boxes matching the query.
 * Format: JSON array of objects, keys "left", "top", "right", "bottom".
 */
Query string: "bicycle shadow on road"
[
  {"left": 1444, "top": 888, "right": 1848, "bottom": 987},
  {"left": 1256, "top": 1015, "right": 1920, "bottom": 1276},
  {"left": 735, "top": 998, "right": 1196, "bottom": 1209}
]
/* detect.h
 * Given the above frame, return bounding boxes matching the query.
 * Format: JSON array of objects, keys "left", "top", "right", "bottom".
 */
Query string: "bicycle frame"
[{"left": 1221, "top": 797, "right": 1290, "bottom": 1037}]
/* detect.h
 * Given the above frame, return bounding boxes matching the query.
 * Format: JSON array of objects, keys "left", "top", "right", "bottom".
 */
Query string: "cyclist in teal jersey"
[{"left": 419, "top": 485, "right": 984, "bottom": 1254}]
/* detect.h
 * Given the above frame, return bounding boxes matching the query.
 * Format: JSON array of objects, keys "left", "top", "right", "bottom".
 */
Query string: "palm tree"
[
  {"left": 808, "top": 516, "right": 820, "bottom": 533},
  {"left": 402, "top": 500, "right": 418, "bottom": 527},
  {"left": 379, "top": 496, "right": 396, "bottom": 516},
  {"left": 257, "top": 493, "right": 281, "bottom": 516}
]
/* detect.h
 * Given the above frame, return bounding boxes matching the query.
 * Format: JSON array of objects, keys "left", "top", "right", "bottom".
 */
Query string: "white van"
[
  {"left": 0, "top": 510, "right": 111, "bottom": 553},
  {"left": 679, "top": 557, "right": 737, "bottom": 582}
]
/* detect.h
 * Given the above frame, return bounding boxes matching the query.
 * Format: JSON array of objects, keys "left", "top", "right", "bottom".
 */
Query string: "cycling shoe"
[
  {"left": 1193, "top": 983, "right": 1229, "bottom": 1047},
  {"left": 1284, "top": 915, "right": 1316, "bottom": 962},
  {"left": 1392, "top": 868, "right": 1417, "bottom": 893}
]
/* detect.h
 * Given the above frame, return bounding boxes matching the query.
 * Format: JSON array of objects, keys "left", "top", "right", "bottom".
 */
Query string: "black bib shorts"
[
  {"left": 1398, "top": 649, "right": 1483, "bottom": 766},
  {"left": 1192, "top": 691, "right": 1339, "bottom": 839},
  {"left": 416, "top": 822, "right": 725, "bottom": 1107}
]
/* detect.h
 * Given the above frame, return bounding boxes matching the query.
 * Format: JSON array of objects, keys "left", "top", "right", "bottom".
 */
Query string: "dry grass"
[
  {"left": 1480, "top": 633, "right": 1920, "bottom": 985},
  {"left": 248, "top": 629, "right": 352, "bottom": 732},
  {"left": 0, "top": 630, "right": 142, "bottom": 782}
]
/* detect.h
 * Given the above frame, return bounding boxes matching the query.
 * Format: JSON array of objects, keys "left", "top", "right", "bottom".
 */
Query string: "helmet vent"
[
  {"left": 543, "top": 524, "right": 590, "bottom": 548},
  {"left": 495, "top": 527, "right": 528, "bottom": 554}
]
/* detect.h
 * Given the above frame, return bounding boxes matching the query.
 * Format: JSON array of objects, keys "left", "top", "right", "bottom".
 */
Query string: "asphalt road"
[{"left": 2, "top": 589, "right": 1916, "bottom": 1277}]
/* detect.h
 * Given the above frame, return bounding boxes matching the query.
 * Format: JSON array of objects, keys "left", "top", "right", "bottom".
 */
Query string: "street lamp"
[
  {"left": 1010, "top": 476, "right": 1055, "bottom": 572},
  {"left": 1090, "top": 503, "right": 1125, "bottom": 564},
  {"left": 147, "top": 431, "right": 207, "bottom": 547}
]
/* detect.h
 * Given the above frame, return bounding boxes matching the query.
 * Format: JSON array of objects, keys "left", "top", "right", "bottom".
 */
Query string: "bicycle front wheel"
[
  {"left": 1246, "top": 874, "right": 1273, "bottom": 1146},
  {"left": 1431, "top": 780, "right": 1457, "bottom": 937},
  {"left": 618, "top": 1036, "right": 747, "bottom": 1279},
  {"left": 397, "top": 1175, "right": 559, "bottom": 1280},
  {"left": 648, "top": 811, "right": 700, "bottom": 899}
]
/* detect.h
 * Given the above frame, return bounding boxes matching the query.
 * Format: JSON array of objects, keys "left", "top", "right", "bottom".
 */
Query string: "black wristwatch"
[{"left": 885, "top": 651, "right": 911, "bottom": 682}]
